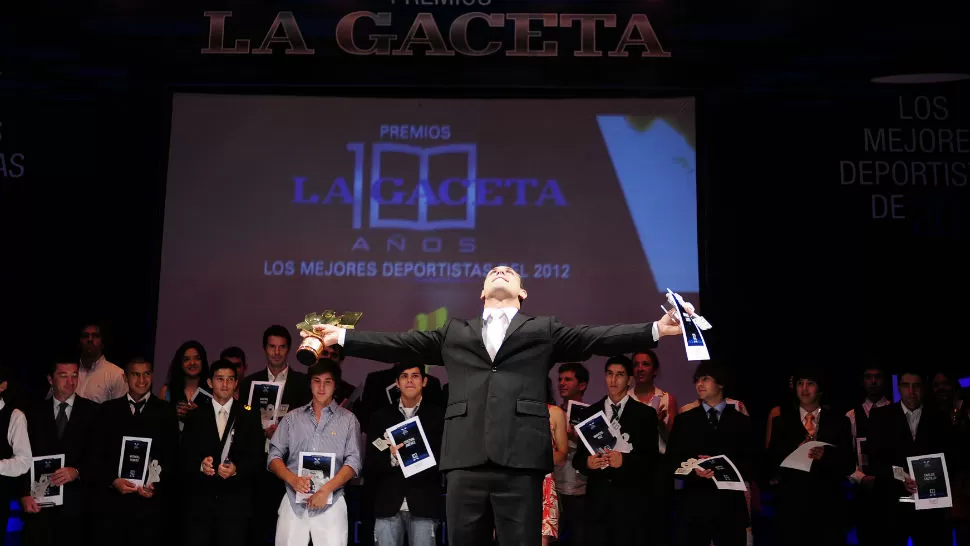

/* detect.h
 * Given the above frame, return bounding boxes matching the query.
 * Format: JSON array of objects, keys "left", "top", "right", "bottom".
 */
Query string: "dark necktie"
[
  {"left": 131, "top": 400, "right": 146, "bottom": 414},
  {"left": 55, "top": 401, "right": 69, "bottom": 440},
  {"left": 611, "top": 403, "right": 622, "bottom": 423},
  {"left": 707, "top": 407, "right": 719, "bottom": 430}
]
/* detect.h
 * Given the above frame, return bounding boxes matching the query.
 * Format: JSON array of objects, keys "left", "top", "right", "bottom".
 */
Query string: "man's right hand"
[
  {"left": 289, "top": 475, "right": 312, "bottom": 494},
  {"left": 301, "top": 325, "right": 341, "bottom": 346},
  {"left": 201, "top": 456, "right": 215, "bottom": 476},
  {"left": 112, "top": 478, "right": 138, "bottom": 494},
  {"left": 20, "top": 496, "right": 40, "bottom": 513}
]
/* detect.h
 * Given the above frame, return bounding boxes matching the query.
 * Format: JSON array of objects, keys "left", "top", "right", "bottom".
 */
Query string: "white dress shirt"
[
  {"left": 267, "top": 365, "right": 289, "bottom": 384},
  {"left": 77, "top": 356, "right": 128, "bottom": 403},
  {"left": 127, "top": 393, "right": 151, "bottom": 415},
  {"left": 605, "top": 394, "right": 632, "bottom": 423},
  {"left": 53, "top": 393, "right": 76, "bottom": 420},
  {"left": 0, "top": 398, "right": 32, "bottom": 477},
  {"left": 902, "top": 404, "right": 922, "bottom": 440}
]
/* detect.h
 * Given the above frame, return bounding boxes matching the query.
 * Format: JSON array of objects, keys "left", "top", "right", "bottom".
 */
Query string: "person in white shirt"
[
  {"left": 74, "top": 323, "right": 127, "bottom": 403},
  {"left": 0, "top": 371, "right": 32, "bottom": 546}
]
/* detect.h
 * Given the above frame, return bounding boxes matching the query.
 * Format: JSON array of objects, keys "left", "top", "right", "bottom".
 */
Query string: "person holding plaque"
[
  {"left": 179, "top": 359, "right": 264, "bottom": 546},
  {"left": 365, "top": 363, "right": 444, "bottom": 546},
  {"left": 303, "top": 265, "right": 684, "bottom": 546},
  {"left": 268, "top": 360, "right": 362, "bottom": 546},
  {"left": 867, "top": 368, "right": 952, "bottom": 546},
  {"left": 572, "top": 355, "right": 659, "bottom": 546},
  {"left": 766, "top": 365, "right": 854, "bottom": 546},
  {"left": 18, "top": 361, "right": 100, "bottom": 546},
  {"left": 95, "top": 357, "right": 180, "bottom": 546},
  {"left": 666, "top": 361, "right": 753, "bottom": 546}
]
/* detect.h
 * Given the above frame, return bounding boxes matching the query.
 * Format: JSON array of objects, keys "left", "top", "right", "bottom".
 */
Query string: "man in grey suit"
[{"left": 304, "top": 265, "right": 684, "bottom": 546}]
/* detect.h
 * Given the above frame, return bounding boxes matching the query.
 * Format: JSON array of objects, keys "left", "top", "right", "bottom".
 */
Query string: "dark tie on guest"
[
  {"left": 707, "top": 408, "right": 718, "bottom": 430},
  {"left": 56, "top": 401, "right": 69, "bottom": 439},
  {"left": 131, "top": 400, "right": 146, "bottom": 414},
  {"left": 611, "top": 403, "right": 621, "bottom": 423}
]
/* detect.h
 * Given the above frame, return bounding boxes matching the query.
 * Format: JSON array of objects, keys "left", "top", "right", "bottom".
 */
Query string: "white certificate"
[
  {"left": 575, "top": 411, "right": 632, "bottom": 456},
  {"left": 779, "top": 441, "right": 833, "bottom": 473},
  {"left": 30, "top": 455, "right": 65, "bottom": 507},
  {"left": 296, "top": 452, "right": 335, "bottom": 505},
  {"left": 667, "top": 288, "right": 710, "bottom": 361},
  {"left": 906, "top": 453, "right": 952, "bottom": 510},
  {"left": 385, "top": 382, "right": 401, "bottom": 405},
  {"left": 118, "top": 436, "right": 153, "bottom": 487},
  {"left": 386, "top": 416, "right": 437, "bottom": 478},
  {"left": 697, "top": 455, "right": 747, "bottom": 491},
  {"left": 248, "top": 381, "right": 283, "bottom": 428},
  {"left": 191, "top": 388, "right": 213, "bottom": 405}
]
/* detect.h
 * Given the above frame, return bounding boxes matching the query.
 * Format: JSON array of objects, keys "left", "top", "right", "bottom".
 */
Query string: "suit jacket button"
[{"left": 491, "top": 367, "right": 497, "bottom": 372}]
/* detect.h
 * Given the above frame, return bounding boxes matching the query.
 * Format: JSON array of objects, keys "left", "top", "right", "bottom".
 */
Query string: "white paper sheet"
[{"left": 779, "top": 441, "right": 833, "bottom": 472}]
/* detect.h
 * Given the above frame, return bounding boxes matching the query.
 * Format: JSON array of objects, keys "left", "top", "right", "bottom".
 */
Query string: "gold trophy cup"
[{"left": 295, "top": 311, "right": 363, "bottom": 366}]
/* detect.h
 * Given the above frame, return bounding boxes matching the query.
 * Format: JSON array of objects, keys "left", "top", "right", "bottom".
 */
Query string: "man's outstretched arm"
[
  {"left": 306, "top": 324, "right": 446, "bottom": 366},
  {"left": 551, "top": 309, "right": 682, "bottom": 363}
]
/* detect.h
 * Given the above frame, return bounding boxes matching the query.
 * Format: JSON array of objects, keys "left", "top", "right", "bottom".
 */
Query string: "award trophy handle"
[{"left": 295, "top": 311, "right": 363, "bottom": 366}]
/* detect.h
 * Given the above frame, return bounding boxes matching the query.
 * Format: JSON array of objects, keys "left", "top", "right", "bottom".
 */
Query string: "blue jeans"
[{"left": 374, "top": 512, "right": 438, "bottom": 546}]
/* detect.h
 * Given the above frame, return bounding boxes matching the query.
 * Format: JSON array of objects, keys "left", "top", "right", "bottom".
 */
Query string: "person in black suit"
[
  {"left": 766, "top": 365, "right": 855, "bottom": 546},
  {"left": 238, "top": 325, "right": 311, "bottom": 546},
  {"left": 19, "top": 361, "right": 100, "bottom": 546},
  {"left": 572, "top": 355, "right": 659, "bottom": 546},
  {"left": 666, "top": 361, "right": 753, "bottom": 546},
  {"left": 365, "top": 363, "right": 445, "bottom": 546},
  {"left": 867, "top": 368, "right": 952, "bottom": 546},
  {"left": 179, "top": 359, "right": 265, "bottom": 546},
  {"left": 357, "top": 363, "right": 444, "bottom": 432},
  {"left": 304, "top": 265, "right": 685, "bottom": 546},
  {"left": 95, "top": 357, "right": 181, "bottom": 546}
]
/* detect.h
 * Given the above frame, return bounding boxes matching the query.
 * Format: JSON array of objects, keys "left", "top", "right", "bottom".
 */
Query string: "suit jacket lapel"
[
  {"left": 466, "top": 318, "right": 491, "bottom": 363},
  {"left": 503, "top": 312, "right": 530, "bottom": 342}
]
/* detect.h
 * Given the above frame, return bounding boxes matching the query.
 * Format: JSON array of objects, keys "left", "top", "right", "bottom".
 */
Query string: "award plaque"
[{"left": 295, "top": 311, "right": 363, "bottom": 366}]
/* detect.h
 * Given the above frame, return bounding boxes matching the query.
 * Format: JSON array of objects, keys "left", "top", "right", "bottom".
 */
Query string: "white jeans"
[{"left": 275, "top": 495, "right": 348, "bottom": 546}]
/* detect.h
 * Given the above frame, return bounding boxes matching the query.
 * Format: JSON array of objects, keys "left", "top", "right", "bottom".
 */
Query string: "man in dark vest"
[{"left": 304, "top": 265, "right": 684, "bottom": 546}]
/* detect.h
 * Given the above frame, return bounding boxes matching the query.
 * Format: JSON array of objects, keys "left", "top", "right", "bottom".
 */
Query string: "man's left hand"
[
  {"left": 605, "top": 449, "right": 623, "bottom": 468},
  {"left": 217, "top": 461, "right": 237, "bottom": 479},
  {"left": 308, "top": 484, "right": 333, "bottom": 509},
  {"left": 657, "top": 308, "right": 683, "bottom": 337}
]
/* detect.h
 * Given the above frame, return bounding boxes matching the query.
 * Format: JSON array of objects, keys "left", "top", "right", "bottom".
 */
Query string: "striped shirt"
[{"left": 268, "top": 400, "right": 362, "bottom": 515}]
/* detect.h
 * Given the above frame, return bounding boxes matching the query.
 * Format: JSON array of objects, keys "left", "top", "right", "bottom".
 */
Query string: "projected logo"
[
  {"left": 414, "top": 307, "right": 448, "bottom": 331},
  {"left": 293, "top": 142, "right": 567, "bottom": 233}
]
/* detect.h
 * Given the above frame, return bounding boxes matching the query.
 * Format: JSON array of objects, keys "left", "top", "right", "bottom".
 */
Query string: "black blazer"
[
  {"left": 356, "top": 366, "right": 444, "bottom": 429},
  {"left": 666, "top": 403, "right": 754, "bottom": 524},
  {"left": 239, "top": 367, "right": 311, "bottom": 414},
  {"left": 20, "top": 395, "right": 100, "bottom": 514},
  {"left": 868, "top": 402, "right": 951, "bottom": 503},
  {"left": 96, "top": 395, "right": 180, "bottom": 499},
  {"left": 573, "top": 397, "right": 659, "bottom": 489},
  {"left": 345, "top": 314, "right": 658, "bottom": 472},
  {"left": 178, "top": 399, "right": 265, "bottom": 509},
  {"left": 364, "top": 402, "right": 445, "bottom": 518},
  {"left": 767, "top": 406, "right": 855, "bottom": 500}
]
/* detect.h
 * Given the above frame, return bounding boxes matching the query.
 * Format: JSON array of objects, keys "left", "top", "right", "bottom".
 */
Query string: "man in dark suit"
[
  {"left": 365, "top": 363, "right": 445, "bottom": 546},
  {"left": 96, "top": 357, "right": 181, "bottom": 546},
  {"left": 573, "top": 355, "right": 659, "bottom": 546},
  {"left": 867, "top": 369, "right": 952, "bottom": 546},
  {"left": 238, "top": 325, "right": 311, "bottom": 546},
  {"left": 305, "top": 265, "right": 684, "bottom": 545},
  {"left": 766, "top": 365, "right": 855, "bottom": 546},
  {"left": 18, "top": 361, "right": 100, "bottom": 546},
  {"left": 357, "top": 363, "right": 444, "bottom": 430},
  {"left": 666, "top": 361, "right": 753, "bottom": 546},
  {"left": 179, "top": 359, "right": 265, "bottom": 546}
]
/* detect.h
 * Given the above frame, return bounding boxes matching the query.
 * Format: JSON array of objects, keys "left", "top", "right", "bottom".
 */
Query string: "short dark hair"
[
  {"left": 49, "top": 361, "right": 79, "bottom": 377},
  {"left": 209, "top": 359, "right": 238, "bottom": 379},
  {"left": 263, "top": 325, "right": 292, "bottom": 349},
  {"left": 308, "top": 359, "right": 343, "bottom": 384},
  {"left": 125, "top": 357, "right": 153, "bottom": 372},
  {"left": 897, "top": 369, "right": 924, "bottom": 384},
  {"left": 631, "top": 349, "right": 661, "bottom": 370},
  {"left": 792, "top": 364, "right": 826, "bottom": 393},
  {"left": 393, "top": 363, "right": 426, "bottom": 379},
  {"left": 220, "top": 346, "right": 246, "bottom": 364},
  {"left": 558, "top": 362, "right": 589, "bottom": 387},
  {"left": 693, "top": 360, "right": 729, "bottom": 392},
  {"left": 605, "top": 355, "right": 634, "bottom": 376}
]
